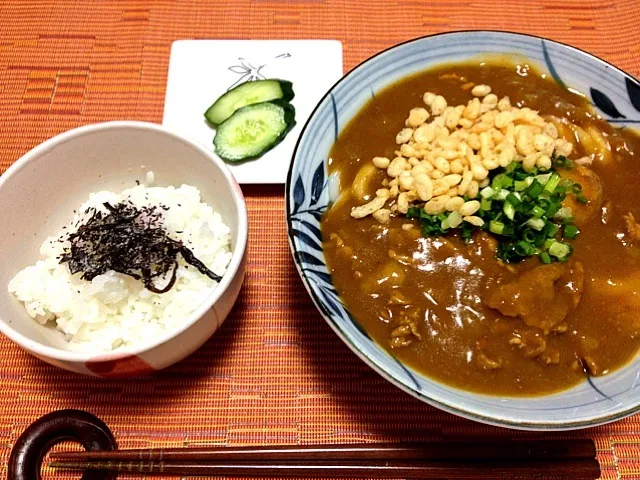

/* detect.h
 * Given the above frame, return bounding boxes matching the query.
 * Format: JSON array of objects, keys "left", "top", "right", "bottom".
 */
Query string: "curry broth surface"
[{"left": 322, "top": 61, "right": 640, "bottom": 396}]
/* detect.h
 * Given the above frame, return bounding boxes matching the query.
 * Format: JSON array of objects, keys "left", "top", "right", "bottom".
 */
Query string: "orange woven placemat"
[{"left": 1, "top": 1, "right": 640, "bottom": 478}]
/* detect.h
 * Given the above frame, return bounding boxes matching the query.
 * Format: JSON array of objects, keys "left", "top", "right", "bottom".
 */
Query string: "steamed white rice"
[{"left": 8, "top": 180, "right": 232, "bottom": 352}]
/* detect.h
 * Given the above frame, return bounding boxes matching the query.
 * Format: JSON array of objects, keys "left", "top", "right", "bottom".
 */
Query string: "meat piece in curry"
[
  {"left": 322, "top": 60, "right": 640, "bottom": 396},
  {"left": 485, "top": 261, "right": 584, "bottom": 334}
]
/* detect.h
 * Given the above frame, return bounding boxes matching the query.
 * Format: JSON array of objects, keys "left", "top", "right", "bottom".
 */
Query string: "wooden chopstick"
[
  {"left": 50, "top": 458, "right": 601, "bottom": 479},
  {"left": 49, "top": 440, "right": 601, "bottom": 479},
  {"left": 49, "top": 439, "right": 596, "bottom": 462}
]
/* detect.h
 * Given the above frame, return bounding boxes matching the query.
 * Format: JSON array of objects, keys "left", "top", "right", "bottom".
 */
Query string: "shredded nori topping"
[{"left": 59, "top": 202, "right": 223, "bottom": 294}]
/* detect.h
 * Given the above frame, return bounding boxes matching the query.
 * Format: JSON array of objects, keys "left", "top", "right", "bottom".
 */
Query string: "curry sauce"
[{"left": 322, "top": 61, "right": 640, "bottom": 396}]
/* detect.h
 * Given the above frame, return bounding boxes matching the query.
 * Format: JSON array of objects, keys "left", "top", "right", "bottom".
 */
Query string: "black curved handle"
[{"left": 8, "top": 409, "right": 117, "bottom": 480}]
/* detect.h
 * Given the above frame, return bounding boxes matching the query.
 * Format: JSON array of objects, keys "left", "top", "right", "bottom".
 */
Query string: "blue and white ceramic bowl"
[{"left": 286, "top": 31, "right": 640, "bottom": 430}]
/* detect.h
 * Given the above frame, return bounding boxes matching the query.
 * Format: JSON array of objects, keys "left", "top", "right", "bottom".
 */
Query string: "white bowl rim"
[
  {"left": 0, "top": 120, "right": 249, "bottom": 363},
  {"left": 286, "top": 30, "right": 640, "bottom": 430}
]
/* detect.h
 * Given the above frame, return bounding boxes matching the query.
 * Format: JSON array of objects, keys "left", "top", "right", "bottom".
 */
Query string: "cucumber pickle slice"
[
  {"left": 213, "top": 101, "right": 296, "bottom": 162},
  {"left": 204, "top": 79, "right": 294, "bottom": 125}
]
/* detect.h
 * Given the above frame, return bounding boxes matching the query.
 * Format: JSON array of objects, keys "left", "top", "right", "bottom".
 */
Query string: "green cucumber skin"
[
  {"left": 204, "top": 79, "right": 295, "bottom": 125},
  {"left": 213, "top": 100, "right": 296, "bottom": 163},
  {"left": 277, "top": 80, "right": 295, "bottom": 102}
]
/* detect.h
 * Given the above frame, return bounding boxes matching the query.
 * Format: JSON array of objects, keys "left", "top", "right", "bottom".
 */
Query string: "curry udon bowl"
[
  {"left": 0, "top": 122, "right": 248, "bottom": 377},
  {"left": 287, "top": 31, "right": 640, "bottom": 430}
]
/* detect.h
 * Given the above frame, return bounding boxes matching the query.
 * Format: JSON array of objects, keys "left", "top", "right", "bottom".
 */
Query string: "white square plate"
[{"left": 163, "top": 40, "right": 343, "bottom": 184}]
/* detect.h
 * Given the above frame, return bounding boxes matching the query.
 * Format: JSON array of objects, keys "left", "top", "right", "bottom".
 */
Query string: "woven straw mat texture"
[{"left": 1, "top": 1, "right": 640, "bottom": 478}]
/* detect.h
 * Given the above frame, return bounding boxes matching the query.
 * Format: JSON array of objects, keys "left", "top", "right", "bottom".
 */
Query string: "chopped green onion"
[
  {"left": 506, "top": 192, "right": 523, "bottom": 208},
  {"left": 490, "top": 220, "right": 505, "bottom": 235},
  {"left": 554, "top": 190, "right": 567, "bottom": 202},
  {"left": 546, "top": 202, "right": 560, "bottom": 218},
  {"left": 526, "top": 218, "right": 546, "bottom": 231},
  {"left": 406, "top": 207, "right": 421, "bottom": 218},
  {"left": 503, "top": 201, "right": 516, "bottom": 220},
  {"left": 515, "top": 241, "right": 533, "bottom": 256},
  {"left": 461, "top": 223, "right": 474, "bottom": 241},
  {"left": 548, "top": 241, "right": 571, "bottom": 259},
  {"left": 405, "top": 160, "right": 579, "bottom": 265},
  {"left": 531, "top": 205, "right": 546, "bottom": 218},
  {"left": 514, "top": 178, "right": 532, "bottom": 191},
  {"left": 480, "top": 186, "right": 495, "bottom": 199},
  {"left": 525, "top": 180, "right": 544, "bottom": 199},
  {"left": 502, "top": 225, "right": 515, "bottom": 237},
  {"left": 544, "top": 173, "right": 561, "bottom": 193},
  {"left": 554, "top": 206, "right": 573, "bottom": 220},
  {"left": 495, "top": 189, "right": 510, "bottom": 201},
  {"left": 492, "top": 174, "right": 506, "bottom": 190},
  {"left": 535, "top": 173, "right": 552, "bottom": 185},
  {"left": 514, "top": 168, "right": 534, "bottom": 180},
  {"left": 523, "top": 229, "right": 537, "bottom": 243},
  {"left": 545, "top": 223, "right": 560, "bottom": 238},
  {"left": 564, "top": 224, "right": 580, "bottom": 239},
  {"left": 553, "top": 155, "right": 574, "bottom": 169},
  {"left": 532, "top": 234, "right": 546, "bottom": 248},
  {"left": 538, "top": 198, "right": 551, "bottom": 210}
]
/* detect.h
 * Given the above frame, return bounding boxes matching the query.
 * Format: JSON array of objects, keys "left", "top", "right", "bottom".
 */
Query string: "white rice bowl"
[{"left": 8, "top": 181, "right": 232, "bottom": 352}]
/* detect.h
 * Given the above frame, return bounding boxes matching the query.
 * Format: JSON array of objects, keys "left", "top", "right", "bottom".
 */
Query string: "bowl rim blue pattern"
[{"left": 286, "top": 30, "right": 640, "bottom": 430}]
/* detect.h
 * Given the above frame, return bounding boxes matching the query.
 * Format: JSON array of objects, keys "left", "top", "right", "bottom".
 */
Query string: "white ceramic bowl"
[
  {"left": 287, "top": 31, "right": 640, "bottom": 430},
  {"left": 0, "top": 121, "right": 248, "bottom": 377}
]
